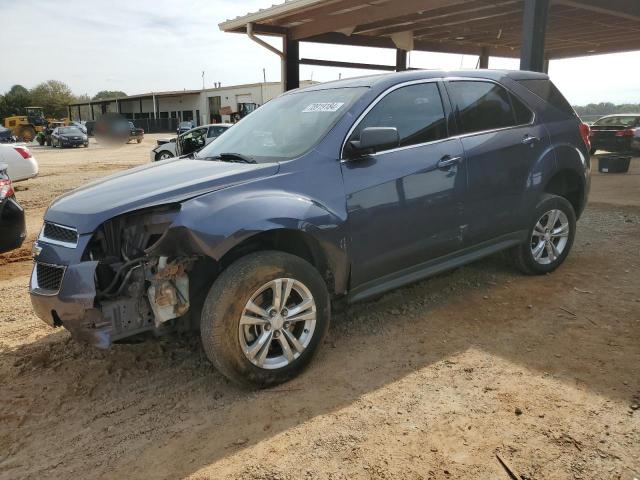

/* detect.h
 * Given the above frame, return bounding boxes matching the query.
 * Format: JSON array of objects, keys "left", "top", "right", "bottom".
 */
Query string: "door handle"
[
  {"left": 437, "top": 155, "right": 462, "bottom": 169},
  {"left": 521, "top": 134, "right": 539, "bottom": 145}
]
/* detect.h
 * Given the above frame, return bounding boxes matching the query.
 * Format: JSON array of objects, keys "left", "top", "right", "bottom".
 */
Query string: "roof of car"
[
  {"left": 599, "top": 113, "right": 640, "bottom": 117},
  {"left": 288, "top": 69, "right": 549, "bottom": 93}
]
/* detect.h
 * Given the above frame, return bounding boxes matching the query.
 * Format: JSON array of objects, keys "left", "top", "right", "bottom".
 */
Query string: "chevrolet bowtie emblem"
[{"left": 32, "top": 242, "right": 42, "bottom": 258}]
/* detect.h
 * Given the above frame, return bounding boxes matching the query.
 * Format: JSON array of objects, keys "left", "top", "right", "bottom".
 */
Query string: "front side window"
[
  {"left": 448, "top": 81, "right": 518, "bottom": 134},
  {"left": 348, "top": 82, "right": 447, "bottom": 150}
]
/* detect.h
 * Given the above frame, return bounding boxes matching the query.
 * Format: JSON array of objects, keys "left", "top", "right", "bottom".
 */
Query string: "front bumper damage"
[{"left": 29, "top": 261, "right": 113, "bottom": 348}]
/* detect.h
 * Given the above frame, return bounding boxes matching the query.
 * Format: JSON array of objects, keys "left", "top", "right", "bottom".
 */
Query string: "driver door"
[
  {"left": 341, "top": 81, "right": 467, "bottom": 289},
  {"left": 177, "top": 127, "right": 207, "bottom": 156}
]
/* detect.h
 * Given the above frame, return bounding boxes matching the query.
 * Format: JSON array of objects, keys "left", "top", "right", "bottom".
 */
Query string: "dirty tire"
[
  {"left": 201, "top": 251, "right": 330, "bottom": 388},
  {"left": 136, "top": 138, "right": 142, "bottom": 143},
  {"left": 511, "top": 194, "right": 576, "bottom": 275}
]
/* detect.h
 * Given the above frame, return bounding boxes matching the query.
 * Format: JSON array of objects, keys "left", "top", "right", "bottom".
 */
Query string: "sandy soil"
[{"left": 0, "top": 140, "right": 638, "bottom": 480}]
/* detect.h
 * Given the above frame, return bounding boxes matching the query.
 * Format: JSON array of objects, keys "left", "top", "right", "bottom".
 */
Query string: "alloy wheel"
[
  {"left": 239, "top": 278, "right": 317, "bottom": 370},
  {"left": 530, "top": 209, "right": 570, "bottom": 265}
]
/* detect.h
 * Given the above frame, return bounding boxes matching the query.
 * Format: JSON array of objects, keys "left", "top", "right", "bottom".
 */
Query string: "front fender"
[{"left": 161, "top": 188, "right": 349, "bottom": 294}]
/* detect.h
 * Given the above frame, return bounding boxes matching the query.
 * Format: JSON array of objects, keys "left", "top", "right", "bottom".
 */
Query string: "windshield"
[
  {"left": 60, "top": 127, "right": 83, "bottom": 135},
  {"left": 594, "top": 116, "right": 639, "bottom": 127},
  {"left": 179, "top": 122, "right": 192, "bottom": 128},
  {"left": 197, "top": 87, "right": 367, "bottom": 163}
]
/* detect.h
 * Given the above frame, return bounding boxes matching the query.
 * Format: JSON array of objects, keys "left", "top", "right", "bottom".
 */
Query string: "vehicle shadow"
[{"left": 1, "top": 212, "right": 638, "bottom": 479}]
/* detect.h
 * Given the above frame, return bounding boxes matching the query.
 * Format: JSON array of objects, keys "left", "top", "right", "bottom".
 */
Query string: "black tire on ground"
[
  {"left": 200, "top": 250, "right": 330, "bottom": 388},
  {"left": 155, "top": 152, "right": 174, "bottom": 161},
  {"left": 510, "top": 193, "right": 576, "bottom": 275},
  {"left": 589, "top": 146, "right": 597, "bottom": 155},
  {"left": 136, "top": 138, "right": 142, "bottom": 143}
]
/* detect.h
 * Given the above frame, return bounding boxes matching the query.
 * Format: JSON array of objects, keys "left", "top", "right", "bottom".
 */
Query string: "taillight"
[
  {"left": 0, "top": 179, "right": 14, "bottom": 199},
  {"left": 579, "top": 123, "right": 591, "bottom": 150},
  {"left": 614, "top": 128, "right": 635, "bottom": 137},
  {"left": 140, "top": 128, "right": 144, "bottom": 134},
  {"left": 14, "top": 146, "right": 32, "bottom": 159}
]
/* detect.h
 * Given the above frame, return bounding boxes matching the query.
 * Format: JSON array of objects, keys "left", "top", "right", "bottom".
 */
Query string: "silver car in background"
[{"left": 150, "top": 123, "right": 232, "bottom": 161}]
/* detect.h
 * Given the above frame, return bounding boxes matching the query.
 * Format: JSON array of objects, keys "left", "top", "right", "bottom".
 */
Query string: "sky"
[{"left": 1, "top": 0, "right": 639, "bottom": 106}]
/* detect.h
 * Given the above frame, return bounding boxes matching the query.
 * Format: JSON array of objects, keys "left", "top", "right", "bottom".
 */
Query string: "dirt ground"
[{"left": 0, "top": 137, "right": 638, "bottom": 480}]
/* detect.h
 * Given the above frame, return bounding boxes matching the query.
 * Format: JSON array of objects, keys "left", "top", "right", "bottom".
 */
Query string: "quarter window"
[
  {"left": 349, "top": 82, "right": 447, "bottom": 150},
  {"left": 448, "top": 81, "right": 530, "bottom": 134}
]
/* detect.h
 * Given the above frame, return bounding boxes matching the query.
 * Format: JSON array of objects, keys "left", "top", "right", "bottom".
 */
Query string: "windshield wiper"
[{"left": 198, "top": 152, "right": 257, "bottom": 164}]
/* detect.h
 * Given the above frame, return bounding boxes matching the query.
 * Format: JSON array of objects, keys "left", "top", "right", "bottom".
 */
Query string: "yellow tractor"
[{"left": 3, "top": 107, "right": 47, "bottom": 142}]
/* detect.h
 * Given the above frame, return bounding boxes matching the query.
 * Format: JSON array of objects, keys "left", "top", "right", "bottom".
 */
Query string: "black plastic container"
[{"left": 598, "top": 155, "right": 631, "bottom": 173}]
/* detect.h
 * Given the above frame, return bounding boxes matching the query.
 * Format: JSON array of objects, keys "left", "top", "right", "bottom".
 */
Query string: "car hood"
[{"left": 45, "top": 158, "right": 279, "bottom": 234}]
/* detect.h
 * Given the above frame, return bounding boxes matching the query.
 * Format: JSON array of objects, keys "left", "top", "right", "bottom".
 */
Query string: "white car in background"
[
  {"left": 150, "top": 123, "right": 232, "bottom": 161},
  {"left": 0, "top": 144, "right": 38, "bottom": 181}
]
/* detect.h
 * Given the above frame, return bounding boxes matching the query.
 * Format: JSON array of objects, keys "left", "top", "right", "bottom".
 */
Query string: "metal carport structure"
[{"left": 219, "top": 0, "right": 640, "bottom": 90}]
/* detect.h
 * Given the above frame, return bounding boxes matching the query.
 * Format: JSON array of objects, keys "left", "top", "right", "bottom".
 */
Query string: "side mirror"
[{"left": 347, "top": 127, "right": 399, "bottom": 158}]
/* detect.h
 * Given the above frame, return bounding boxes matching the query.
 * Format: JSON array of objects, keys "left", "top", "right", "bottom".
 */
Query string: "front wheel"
[
  {"left": 200, "top": 251, "right": 330, "bottom": 388},
  {"left": 156, "top": 151, "right": 174, "bottom": 161},
  {"left": 511, "top": 194, "right": 576, "bottom": 275}
]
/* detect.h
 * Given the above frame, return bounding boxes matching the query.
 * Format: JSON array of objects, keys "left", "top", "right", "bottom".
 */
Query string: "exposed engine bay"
[{"left": 83, "top": 206, "right": 197, "bottom": 342}]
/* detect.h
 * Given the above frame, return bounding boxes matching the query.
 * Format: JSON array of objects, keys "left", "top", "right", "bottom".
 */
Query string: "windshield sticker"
[{"left": 302, "top": 102, "right": 345, "bottom": 113}]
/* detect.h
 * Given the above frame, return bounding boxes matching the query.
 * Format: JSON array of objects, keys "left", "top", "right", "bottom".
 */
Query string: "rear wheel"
[
  {"left": 136, "top": 138, "right": 142, "bottom": 143},
  {"left": 511, "top": 194, "right": 576, "bottom": 275},
  {"left": 200, "top": 251, "right": 330, "bottom": 388}
]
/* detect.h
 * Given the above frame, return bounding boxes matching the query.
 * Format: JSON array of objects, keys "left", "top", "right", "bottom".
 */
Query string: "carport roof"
[{"left": 219, "top": 0, "right": 640, "bottom": 60}]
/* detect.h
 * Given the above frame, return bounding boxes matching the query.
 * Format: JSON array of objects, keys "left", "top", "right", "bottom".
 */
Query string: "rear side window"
[
  {"left": 447, "top": 81, "right": 521, "bottom": 134},
  {"left": 511, "top": 94, "right": 534, "bottom": 125},
  {"left": 207, "top": 126, "right": 227, "bottom": 138},
  {"left": 517, "top": 79, "right": 575, "bottom": 117},
  {"left": 350, "top": 82, "right": 447, "bottom": 149},
  {"left": 593, "top": 116, "right": 639, "bottom": 127}
]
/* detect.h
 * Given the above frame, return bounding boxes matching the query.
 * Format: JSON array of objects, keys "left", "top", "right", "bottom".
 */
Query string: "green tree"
[
  {"left": 30, "top": 80, "right": 75, "bottom": 118},
  {"left": 92, "top": 90, "right": 126, "bottom": 101},
  {"left": 2, "top": 85, "right": 31, "bottom": 117}
]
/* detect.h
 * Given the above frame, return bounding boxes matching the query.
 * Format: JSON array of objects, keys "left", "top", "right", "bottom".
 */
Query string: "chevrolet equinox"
[{"left": 30, "top": 70, "right": 591, "bottom": 387}]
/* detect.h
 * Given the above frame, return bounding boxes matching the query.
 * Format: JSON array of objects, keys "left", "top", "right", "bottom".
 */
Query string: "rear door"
[
  {"left": 341, "top": 80, "right": 467, "bottom": 287},
  {"left": 445, "top": 79, "right": 550, "bottom": 245}
]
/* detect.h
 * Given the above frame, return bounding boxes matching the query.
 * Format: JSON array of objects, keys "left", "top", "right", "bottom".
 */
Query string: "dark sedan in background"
[
  {"left": 51, "top": 126, "right": 89, "bottom": 148},
  {"left": 0, "top": 164, "right": 26, "bottom": 254},
  {"left": 589, "top": 114, "right": 640, "bottom": 155}
]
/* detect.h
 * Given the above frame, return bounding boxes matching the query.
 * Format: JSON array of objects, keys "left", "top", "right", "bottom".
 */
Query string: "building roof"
[{"left": 220, "top": 0, "right": 640, "bottom": 60}]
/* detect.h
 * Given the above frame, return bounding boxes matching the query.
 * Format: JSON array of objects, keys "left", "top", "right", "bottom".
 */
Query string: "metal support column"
[
  {"left": 77, "top": 105, "right": 82, "bottom": 121},
  {"left": 395, "top": 49, "right": 407, "bottom": 71},
  {"left": 68, "top": 105, "right": 72, "bottom": 120},
  {"left": 520, "top": 0, "right": 549, "bottom": 72},
  {"left": 479, "top": 47, "right": 489, "bottom": 69},
  {"left": 284, "top": 34, "right": 300, "bottom": 91}
]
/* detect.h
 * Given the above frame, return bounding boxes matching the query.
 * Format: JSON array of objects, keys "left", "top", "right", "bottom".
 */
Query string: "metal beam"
[
  {"left": 300, "top": 58, "right": 396, "bottom": 71},
  {"left": 520, "top": 0, "right": 550, "bottom": 72},
  {"left": 285, "top": 34, "right": 300, "bottom": 91},
  {"left": 395, "top": 49, "right": 407, "bottom": 72},
  {"left": 479, "top": 47, "right": 489, "bottom": 68},
  {"left": 553, "top": 0, "right": 640, "bottom": 22}
]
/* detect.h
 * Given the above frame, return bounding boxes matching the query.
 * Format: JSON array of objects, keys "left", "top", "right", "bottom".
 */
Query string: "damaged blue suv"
[{"left": 30, "top": 70, "right": 590, "bottom": 387}]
